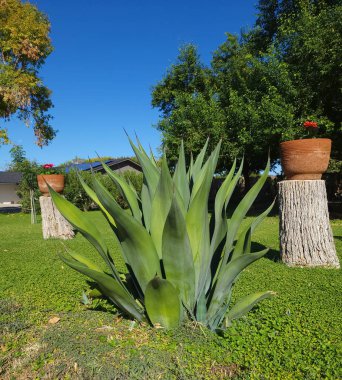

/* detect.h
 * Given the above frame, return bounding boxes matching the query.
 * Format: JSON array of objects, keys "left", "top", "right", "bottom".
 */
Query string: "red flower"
[
  {"left": 303, "top": 121, "right": 318, "bottom": 128},
  {"left": 43, "top": 163, "right": 54, "bottom": 169}
]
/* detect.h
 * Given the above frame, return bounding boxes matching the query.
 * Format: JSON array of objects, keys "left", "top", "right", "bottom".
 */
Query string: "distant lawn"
[{"left": 0, "top": 212, "right": 341, "bottom": 379}]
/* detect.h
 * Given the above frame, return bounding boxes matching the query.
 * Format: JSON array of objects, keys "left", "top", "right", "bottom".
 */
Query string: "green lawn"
[{"left": 0, "top": 211, "right": 341, "bottom": 379}]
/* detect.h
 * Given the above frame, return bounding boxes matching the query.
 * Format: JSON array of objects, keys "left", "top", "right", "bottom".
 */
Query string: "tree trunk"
[
  {"left": 278, "top": 180, "right": 339, "bottom": 268},
  {"left": 242, "top": 162, "right": 251, "bottom": 194},
  {"left": 39, "top": 196, "right": 74, "bottom": 240}
]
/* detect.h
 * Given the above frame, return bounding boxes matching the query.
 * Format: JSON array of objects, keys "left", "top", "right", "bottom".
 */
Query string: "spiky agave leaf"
[
  {"left": 60, "top": 251, "right": 145, "bottom": 321},
  {"left": 225, "top": 291, "right": 276, "bottom": 326},
  {"left": 145, "top": 276, "right": 182, "bottom": 329},
  {"left": 162, "top": 194, "right": 195, "bottom": 309},
  {"left": 51, "top": 136, "right": 275, "bottom": 331},
  {"left": 91, "top": 175, "right": 161, "bottom": 293},
  {"left": 150, "top": 156, "right": 173, "bottom": 259},
  {"left": 206, "top": 249, "right": 269, "bottom": 329}
]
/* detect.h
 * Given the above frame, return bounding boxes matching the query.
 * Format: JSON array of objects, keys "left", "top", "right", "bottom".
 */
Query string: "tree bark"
[
  {"left": 278, "top": 180, "right": 339, "bottom": 268},
  {"left": 242, "top": 161, "right": 251, "bottom": 194},
  {"left": 39, "top": 196, "right": 74, "bottom": 240}
]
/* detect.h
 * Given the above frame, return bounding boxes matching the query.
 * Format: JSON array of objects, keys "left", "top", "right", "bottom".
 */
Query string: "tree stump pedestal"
[
  {"left": 278, "top": 180, "right": 339, "bottom": 268},
  {"left": 39, "top": 196, "right": 74, "bottom": 239}
]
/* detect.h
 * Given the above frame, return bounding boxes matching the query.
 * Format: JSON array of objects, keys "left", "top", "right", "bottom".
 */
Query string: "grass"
[{"left": 0, "top": 211, "right": 341, "bottom": 379}]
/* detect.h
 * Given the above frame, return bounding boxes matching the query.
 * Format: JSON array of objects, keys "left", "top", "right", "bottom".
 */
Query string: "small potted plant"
[
  {"left": 280, "top": 121, "right": 331, "bottom": 180},
  {"left": 37, "top": 164, "right": 65, "bottom": 196}
]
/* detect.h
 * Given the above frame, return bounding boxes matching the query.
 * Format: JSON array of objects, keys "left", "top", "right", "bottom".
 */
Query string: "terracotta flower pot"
[
  {"left": 37, "top": 174, "right": 65, "bottom": 196},
  {"left": 280, "top": 138, "right": 331, "bottom": 180}
]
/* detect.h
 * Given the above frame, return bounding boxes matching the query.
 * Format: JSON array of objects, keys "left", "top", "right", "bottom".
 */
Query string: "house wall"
[{"left": 0, "top": 184, "right": 20, "bottom": 204}]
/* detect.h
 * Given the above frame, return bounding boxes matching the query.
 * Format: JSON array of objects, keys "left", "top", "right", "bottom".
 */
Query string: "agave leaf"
[
  {"left": 186, "top": 163, "right": 212, "bottom": 294},
  {"left": 66, "top": 249, "right": 103, "bottom": 272},
  {"left": 225, "top": 291, "right": 276, "bottom": 325},
  {"left": 91, "top": 176, "right": 161, "bottom": 292},
  {"left": 187, "top": 141, "right": 221, "bottom": 298},
  {"left": 60, "top": 252, "right": 145, "bottom": 321},
  {"left": 49, "top": 186, "right": 122, "bottom": 284},
  {"left": 224, "top": 158, "right": 244, "bottom": 211},
  {"left": 149, "top": 146, "right": 158, "bottom": 167},
  {"left": 162, "top": 195, "right": 195, "bottom": 309},
  {"left": 134, "top": 132, "right": 146, "bottom": 153},
  {"left": 209, "top": 288, "right": 232, "bottom": 330},
  {"left": 128, "top": 136, "right": 159, "bottom": 199},
  {"left": 100, "top": 161, "right": 142, "bottom": 222},
  {"left": 77, "top": 173, "right": 116, "bottom": 226},
  {"left": 150, "top": 156, "right": 173, "bottom": 258},
  {"left": 145, "top": 277, "right": 182, "bottom": 328},
  {"left": 190, "top": 137, "right": 209, "bottom": 183},
  {"left": 222, "top": 158, "right": 270, "bottom": 266},
  {"left": 190, "top": 140, "right": 221, "bottom": 202},
  {"left": 210, "top": 159, "right": 238, "bottom": 255},
  {"left": 232, "top": 200, "right": 275, "bottom": 259},
  {"left": 195, "top": 285, "right": 208, "bottom": 323},
  {"left": 207, "top": 249, "right": 269, "bottom": 325},
  {"left": 187, "top": 152, "right": 194, "bottom": 182},
  {"left": 173, "top": 141, "right": 190, "bottom": 210},
  {"left": 141, "top": 182, "right": 152, "bottom": 231}
]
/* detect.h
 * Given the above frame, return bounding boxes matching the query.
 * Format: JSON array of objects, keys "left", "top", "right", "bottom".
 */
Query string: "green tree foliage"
[
  {"left": 151, "top": 45, "right": 223, "bottom": 169},
  {"left": 8, "top": 146, "right": 40, "bottom": 212},
  {"left": 9, "top": 144, "right": 26, "bottom": 168},
  {"left": 0, "top": 0, "right": 55, "bottom": 146},
  {"left": 251, "top": 0, "right": 342, "bottom": 159},
  {"left": 212, "top": 35, "right": 300, "bottom": 179},
  {"left": 152, "top": 43, "right": 298, "bottom": 179},
  {"left": 277, "top": 1, "right": 342, "bottom": 156},
  {"left": 152, "top": 1, "right": 341, "bottom": 179}
]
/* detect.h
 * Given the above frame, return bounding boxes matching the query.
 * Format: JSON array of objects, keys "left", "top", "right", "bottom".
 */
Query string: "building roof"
[
  {"left": 64, "top": 158, "right": 141, "bottom": 173},
  {"left": 0, "top": 171, "right": 22, "bottom": 184}
]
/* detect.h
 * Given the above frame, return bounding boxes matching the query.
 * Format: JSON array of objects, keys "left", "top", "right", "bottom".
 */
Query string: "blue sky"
[{"left": 1, "top": 0, "right": 258, "bottom": 170}]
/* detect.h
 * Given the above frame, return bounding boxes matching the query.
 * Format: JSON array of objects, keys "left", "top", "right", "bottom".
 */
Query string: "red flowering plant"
[
  {"left": 303, "top": 120, "right": 318, "bottom": 137},
  {"left": 38, "top": 163, "right": 63, "bottom": 175}
]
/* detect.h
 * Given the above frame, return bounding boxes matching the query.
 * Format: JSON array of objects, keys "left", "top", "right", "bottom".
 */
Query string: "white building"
[{"left": 0, "top": 172, "right": 22, "bottom": 204}]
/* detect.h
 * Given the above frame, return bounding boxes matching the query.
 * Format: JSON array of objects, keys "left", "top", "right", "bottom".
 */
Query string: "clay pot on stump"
[
  {"left": 280, "top": 138, "right": 331, "bottom": 180},
  {"left": 278, "top": 137, "right": 339, "bottom": 268},
  {"left": 37, "top": 174, "right": 65, "bottom": 196}
]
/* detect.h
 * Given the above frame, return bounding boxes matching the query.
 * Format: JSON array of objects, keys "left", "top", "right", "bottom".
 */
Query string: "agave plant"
[{"left": 50, "top": 138, "right": 275, "bottom": 332}]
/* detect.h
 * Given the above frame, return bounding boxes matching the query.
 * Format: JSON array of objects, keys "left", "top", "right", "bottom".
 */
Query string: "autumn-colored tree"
[{"left": 0, "top": 0, "right": 55, "bottom": 146}]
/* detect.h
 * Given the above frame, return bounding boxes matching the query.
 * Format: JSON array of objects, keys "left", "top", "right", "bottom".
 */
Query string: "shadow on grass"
[{"left": 251, "top": 241, "right": 281, "bottom": 262}]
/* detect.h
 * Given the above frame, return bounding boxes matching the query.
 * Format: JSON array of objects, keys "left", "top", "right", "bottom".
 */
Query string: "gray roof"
[{"left": 0, "top": 172, "right": 22, "bottom": 184}]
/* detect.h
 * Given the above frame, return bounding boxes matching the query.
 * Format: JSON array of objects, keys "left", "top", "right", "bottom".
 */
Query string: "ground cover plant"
[
  {"left": 0, "top": 212, "right": 341, "bottom": 378},
  {"left": 49, "top": 139, "right": 275, "bottom": 332}
]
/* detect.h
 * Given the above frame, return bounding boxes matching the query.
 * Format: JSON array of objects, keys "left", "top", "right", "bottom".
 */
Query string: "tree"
[
  {"left": 9, "top": 144, "right": 26, "bottom": 168},
  {"left": 0, "top": 0, "right": 55, "bottom": 146},
  {"left": 212, "top": 34, "right": 300, "bottom": 181},
  {"left": 278, "top": 2, "right": 342, "bottom": 148},
  {"left": 152, "top": 42, "right": 299, "bottom": 184},
  {"left": 152, "top": 1, "right": 341, "bottom": 183},
  {"left": 252, "top": 0, "right": 342, "bottom": 160}
]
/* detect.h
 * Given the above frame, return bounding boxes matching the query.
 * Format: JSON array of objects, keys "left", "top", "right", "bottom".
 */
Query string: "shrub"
[
  {"left": 15, "top": 160, "right": 41, "bottom": 213},
  {"left": 50, "top": 139, "right": 275, "bottom": 332},
  {"left": 18, "top": 167, "right": 143, "bottom": 213},
  {"left": 63, "top": 170, "right": 104, "bottom": 211}
]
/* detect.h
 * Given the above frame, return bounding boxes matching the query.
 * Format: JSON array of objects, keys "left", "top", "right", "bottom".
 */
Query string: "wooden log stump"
[
  {"left": 278, "top": 180, "right": 339, "bottom": 268},
  {"left": 39, "top": 196, "right": 74, "bottom": 239}
]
